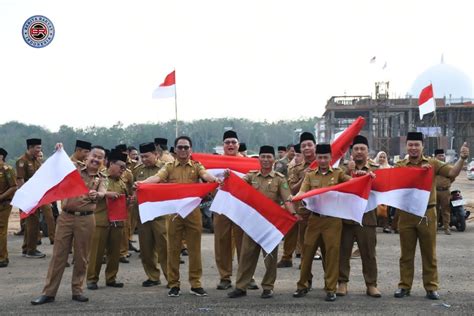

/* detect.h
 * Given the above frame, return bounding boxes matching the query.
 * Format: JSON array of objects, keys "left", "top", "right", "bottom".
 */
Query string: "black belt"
[
  {"left": 437, "top": 188, "right": 449, "bottom": 191},
  {"left": 65, "top": 210, "right": 93, "bottom": 216}
]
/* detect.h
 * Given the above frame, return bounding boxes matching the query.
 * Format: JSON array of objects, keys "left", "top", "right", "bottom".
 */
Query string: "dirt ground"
[{"left": 1, "top": 172, "right": 473, "bottom": 315}]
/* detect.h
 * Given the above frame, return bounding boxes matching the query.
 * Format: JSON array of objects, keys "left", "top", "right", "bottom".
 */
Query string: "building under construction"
[{"left": 317, "top": 81, "right": 474, "bottom": 159}]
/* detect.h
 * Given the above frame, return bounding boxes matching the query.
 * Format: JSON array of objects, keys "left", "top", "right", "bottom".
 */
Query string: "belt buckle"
[{"left": 74, "top": 211, "right": 81, "bottom": 216}]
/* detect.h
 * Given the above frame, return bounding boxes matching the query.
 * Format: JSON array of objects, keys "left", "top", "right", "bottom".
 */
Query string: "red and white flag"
[
  {"left": 367, "top": 168, "right": 433, "bottom": 217},
  {"left": 210, "top": 172, "right": 297, "bottom": 253},
  {"left": 310, "top": 116, "right": 366, "bottom": 169},
  {"left": 418, "top": 84, "right": 436, "bottom": 120},
  {"left": 152, "top": 70, "right": 176, "bottom": 99},
  {"left": 293, "top": 174, "right": 372, "bottom": 224},
  {"left": 11, "top": 149, "right": 89, "bottom": 216},
  {"left": 191, "top": 153, "right": 260, "bottom": 178},
  {"left": 137, "top": 182, "right": 218, "bottom": 223}
]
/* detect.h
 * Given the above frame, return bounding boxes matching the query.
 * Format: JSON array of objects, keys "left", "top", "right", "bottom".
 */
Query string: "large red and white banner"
[{"left": 191, "top": 153, "right": 260, "bottom": 178}]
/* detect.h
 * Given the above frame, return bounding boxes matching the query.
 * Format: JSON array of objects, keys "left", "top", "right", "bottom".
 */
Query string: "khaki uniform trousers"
[
  {"left": 22, "top": 204, "right": 55, "bottom": 252},
  {"left": 0, "top": 204, "right": 12, "bottom": 262},
  {"left": 138, "top": 216, "right": 168, "bottom": 282},
  {"left": 297, "top": 214, "right": 341, "bottom": 293},
  {"left": 167, "top": 209, "right": 202, "bottom": 288},
  {"left": 120, "top": 217, "right": 130, "bottom": 257},
  {"left": 281, "top": 223, "right": 298, "bottom": 261},
  {"left": 129, "top": 203, "right": 139, "bottom": 239},
  {"left": 87, "top": 224, "right": 122, "bottom": 284},
  {"left": 339, "top": 224, "right": 377, "bottom": 286},
  {"left": 42, "top": 212, "right": 95, "bottom": 296},
  {"left": 436, "top": 190, "right": 451, "bottom": 230},
  {"left": 398, "top": 207, "right": 438, "bottom": 291},
  {"left": 213, "top": 213, "right": 244, "bottom": 281},
  {"left": 236, "top": 233, "right": 278, "bottom": 291}
]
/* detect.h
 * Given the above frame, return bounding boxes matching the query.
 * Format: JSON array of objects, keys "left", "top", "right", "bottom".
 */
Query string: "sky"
[{"left": 1, "top": 0, "right": 473, "bottom": 131}]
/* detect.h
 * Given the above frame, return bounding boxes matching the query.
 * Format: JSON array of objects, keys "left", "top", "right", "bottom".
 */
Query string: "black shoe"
[
  {"left": 119, "top": 257, "right": 129, "bottom": 263},
  {"left": 126, "top": 253, "right": 132, "bottom": 258},
  {"left": 101, "top": 256, "right": 106, "bottom": 264},
  {"left": 130, "top": 239, "right": 137, "bottom": 243},
  {"left": 31, "top": 295, "right": 55, "bottom": 305},
  {"left": 190, "top": 287, "right": 208, "bottom": 297},
  {"left": 228, "top": 288, "right": 247, "bottom": 298},
  {"left": 216, "top": 279, "right": 232, "bottom": 290},
  {"left": 22, "top": 250, "right": 27, "bottom": 257},
  {"left": 168, "top": 287, "right": 180, "bottom": 297},
  {"left": 106, "top": 281, "right": 124, "bottom": 288},
  {"left": 128, "top": 242, "right": 140, "bottom": 253},
  {"left": 325, "top": 292, "right": 336, "bottom": 302},
  {"left": 295, "top": 253, "right": 301, "bottom": 259},
  {"left": 394, "top": 288, "right": 410, "bottom": 298},
  {"left": 0, "top": 261, "right": 8, "bottom": 268},
  {"left": 142, "top": 279, "right": 161, "bottom": 287},
  {"left": 15, "top": 230, "right": 24, "bottom": 236},
  {"left": 26, "top": 250, "right": 46, "bottom": 259},
  {"left": 248, "top": 279, "right": 259, "bottom": 290},
  {"left": 261, "top": 289, "right": 273, "bottom": 299},
  {"left": 37, "top": 240, "right": 42, "bottom": 245},
  {"left": 308, "top": 279, "right": 313, "bottom": 291},
  {"left": 293, "top": 288, "right": 308, "bottom": 298},
  {"left": 72, "top": 294, "right": 89, "bottom": 302},
  {"left": 181, "top": 248, "right": 189, "bottom": 256},
  {"left": 426, "top": 290, "right": 440, "bottom": 300},
  {"left": 277, "top": 260, "right": 293, "bottom": 268},
  {"left": 87, "top": 283, "right": 98, "bottom": 290},
  {"left": 180, "top": 259, "right": 185, "bottom": 264},
  {"left": 65, "top": 261, "right": 71, "bottom": 268},
  {"left": 50, "top": 240, "right": 54, "bottom": 245}
]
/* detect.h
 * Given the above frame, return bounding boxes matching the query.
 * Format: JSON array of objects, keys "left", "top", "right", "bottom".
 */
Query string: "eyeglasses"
[
  {"left": 176, "top": 145, "right": 190, "bottom": 151},
  {"left": 224, "top": 140, "right": 238, "bottom": 145}
]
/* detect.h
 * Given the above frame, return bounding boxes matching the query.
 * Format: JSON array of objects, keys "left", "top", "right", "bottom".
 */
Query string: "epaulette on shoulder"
[
  {"left": 275, "top": 171, "right": 285, "bottom": 178},
  {"left": 133, "top": 162, "right": 144, "bottom": 170},
  {"left": 3, "top": 164, "right": 12, "bottom": 170},
  {"left": 248, "top": 169, "right": 259, "bottom": 173},
  {"left": 369, "top": 161, "right": 380, "bottom": 167},
  {"left": 99, "top": 171, "right": 107, "bottom": 178}
]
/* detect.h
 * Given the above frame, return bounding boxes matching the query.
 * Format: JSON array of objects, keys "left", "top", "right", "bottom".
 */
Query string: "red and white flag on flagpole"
[
  {"left": 152, "top": 70, "right": 176, "bottom": 99},
  {"left": 366, "top": 168, "right": 433, "bottom": 217},
  {"left": 137, "top": 182, "right": 218, "bottom": 223},
  {"left": 418, "top": 83, "right": 436, "bottom": 120},
  {"left": 310, "top": 116, "right": 366, "bottom": 169},
  {"left": 11, "top": 149, "right": 89, "bottom": 216},
  {"left": 210, "top": 172, "right": 297, "bottom": 254},
  {"left": 191, "top": 153, "right": 260, "bottom": 178},
  {"left": 292, "top": 175, "right": 372, "bottom": 224}
]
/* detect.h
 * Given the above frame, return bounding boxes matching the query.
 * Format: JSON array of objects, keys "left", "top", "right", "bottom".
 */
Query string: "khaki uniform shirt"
[
  {"left": 300, "top": 167, "right": 351, "bottom": 193},
  {"left": 435, "top": 173, "right": 452, "bottom": 191},
  {"left": 395, "top": 156, "right": 452, "bottom": 207},
  {"left": 70, "top": 154, "right": 85, "bottom": 167},
  {"left": 62, "top": 166, "right": 107, "bottom": 212},
  {"left": 161, "top": 151, "right": 175, "bottom": 164},
  {"left": 126, "top": 157, "right": 138, "bottom": 171},
  {"left": 94, "top": 175, "right": 129, "bottom": 226},
  {"left": 288, "top": 160, "right": 313, "bottom": 214},
  {"left": 16, "top": 152, "right": 41, "bottom": 182},
  {"left": 243, "top": 170, "right": 291, "bottom": 204},
  {"left": 133, "top": 160, "right": 165, "bottom": 182},
  {"left": 274, "top": 157, "right": 290, "bottom": 177},
  {"left": 156, "top": 159, "right": 206, "bottom": 184},
  {"left": 0, "top": 163, "right": 16, "bottom": 202}
]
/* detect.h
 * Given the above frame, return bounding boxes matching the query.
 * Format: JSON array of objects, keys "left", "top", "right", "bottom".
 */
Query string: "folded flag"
[
  {"left": 11, "top": 148, "right": 89, "bottom": 216},
  {"left": 210, "top": 172, "right": 297, "bottom": 253},
  {"left": 106, "top": 195, "right": 128, "bottom": 222},
  {"left": 152, "top": 70, "right": 176, "bottom": 99},
  {"left": 293, "top": 174, "right": 372, "bottom": 224},
  {"left": 367, "top": 167, "right": 433, "bottom": 217},
  {"left": 137, "top": 182, "right": 218, "bottom": 223},
  {"left": 191, "top": 153, "right": 260, "bottom": 178},
  {"left": 310, "top": 116, "right": 366, "bottom": 169}
]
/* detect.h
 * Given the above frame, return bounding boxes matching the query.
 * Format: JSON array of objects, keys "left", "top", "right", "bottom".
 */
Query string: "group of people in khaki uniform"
[{"left": 0, "top": 128, "right": 469, "bottom": 306}]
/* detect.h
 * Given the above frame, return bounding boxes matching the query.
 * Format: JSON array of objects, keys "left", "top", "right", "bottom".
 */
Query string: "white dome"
[{"left": 409, "top": 63, "right": 473, "bottom": 99}]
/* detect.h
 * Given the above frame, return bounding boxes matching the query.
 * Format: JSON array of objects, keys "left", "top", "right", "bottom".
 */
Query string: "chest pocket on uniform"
[
  {"left": 268, "top": 182, "right": 279, "bottom": 192},
  {"left": 310, "top": 179, "right": 320, "bottom": 188}
]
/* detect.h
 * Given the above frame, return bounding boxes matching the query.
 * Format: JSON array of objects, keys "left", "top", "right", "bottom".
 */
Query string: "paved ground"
[{"left": 1, "top": 172, "right": 473, "bottom": 315}]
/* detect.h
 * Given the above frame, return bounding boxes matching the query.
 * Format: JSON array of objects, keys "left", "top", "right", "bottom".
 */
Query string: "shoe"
[
  {"left": 216, "top": 279, "right": 232, "bottom": 290},
  {"left": 72, "top": 294, "right": 89, "bottom": 302},
  {"left": 128, "top": 242, "right": 140, "bottom": 253},
  {"left": 190, "top": 287, "right": 208, "bottom": 297},
  {"left": 313, "top": 255, "right": 322, "bottom": 260},
  {"left": 106, "top": 281, "right": 124, "bottom": 288},
  {"left": 87, "top": 282, "right": 98, "bottom": 290},
  {"left": 102, "top": 256, "right": 106, "bottom": 264},
  {"left": 119, "top": 257, "right": 129, "bottom": 263},
  {"left": 65, "top": 262, "right": 71, "bottom": 268},
  {"left": 142, "top": 279, "right": 161, "bottom": 287},
  {"left": 181, "top": 248, "right": 189, "bottom": 256},
  {"left": 227, "top": 288, "right": 247, "bottom": 298},
  {"left": 180, "top": 259, "right": 185, "bottom": 264},
  {"left": 277, "top": 260, "right": 293, "bottom": 268},
  {"left": 293, "top": 288, "right": 308, "bottom": 298},
  {"left": 366, "top": 286, "right": 381, "bottom": 298},
  {"left": 22, "top": 250, "right": 26, "bottom": 257},
  {"left": 394, "top": 288, "right": 410, "bottom": 298},
  {"left": 168, "top": 287, "right": 180, "bottom": 297},
  {"left": 248, "top": 279, "right": 259, "bottom": 290},
  {"left": 50, "top": 240, "right": 54, "bottom": 245},
  {"left": 130, "top": 239, "right": 137, "bottom": 243},
  {"left": 336, "top": 283, "right": 347, "bottom": 296},
  {"left": 325, "top": 292, "right": 336, "bottom": 302},
  {"left": 31, "top": 295, "right": 55, "bottom": 305},
  {"left": 26, "top": 250, "right": 46, "bottom": 259},
  {"left": 37, "top": 240, "right": 42, "bottom": 245},
  {"left": 15, "top": 230, "right": 24, "bottom": 236},
  {"left": 444, "top": 229, "right": 451, "bottom": 235},
  {"left": 295, "top": 253, "right": 301, "bottom": 259},
  {"left": 351, "top": 249, "right": 360, "bottom": 259},
  {"left": 261, "top": 289, "right": 273, "bottom": 299},
  {"left": 0, "top": 261, "right": 8, "bottom": 268},
  {"left": 126, "top": 253, "right": 132, "bottom": 258},
  {"left": 298, "top": 264, "right": 301, "bottom": 270},
  {"left": 383, "top": 228, "right": 392, "bottom": 233},
  {"left": 308, "top": 279, "right": 313, "bottom": 291},
  {"left": 426, "top": 290, "right": 440, "bottom": 300}
]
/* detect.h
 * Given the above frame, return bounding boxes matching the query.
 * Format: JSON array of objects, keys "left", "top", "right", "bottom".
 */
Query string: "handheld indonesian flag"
[
  {"left": 366, "top": 168, "right": 433, "bottom": 217},
  {"left": 106, "top": 195, "right": 128, "bottom": 222},
  {"left": 310, "top": 116, "right": 366, "bottom": 169},
  {"left": 152, "top": 70, "right": 176, "bottom": 99},
  {"left": 11, "top": 149, "right": 89, "bottom": 216},
  {"left": 293, "top": 174, "right": 372, "bottom": 224},
  {"left": 191, "top": 153, "right": 260, "bottom": 178},
  {"left": 210, "top": 172, "right": 297, "bottom": 254},
  {"left": 137, "top": 182, "right": 218, "bottom": 223},
  {"left": 418, "top": 83, "right": 436, "bottom": 120}
]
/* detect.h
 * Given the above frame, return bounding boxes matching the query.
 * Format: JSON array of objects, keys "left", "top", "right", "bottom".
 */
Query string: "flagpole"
[{"left": 174, "top": 69, "right": 178, "bottom": 138}]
